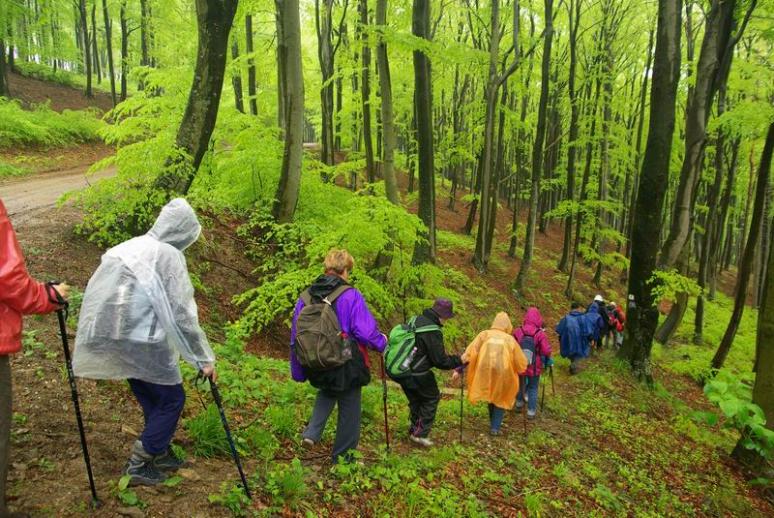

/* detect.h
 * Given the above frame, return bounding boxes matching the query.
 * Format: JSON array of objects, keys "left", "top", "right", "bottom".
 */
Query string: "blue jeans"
[
  {"left": 517, "top": 375, "right": 540, "bottom": 413},
  {"left": 128, "top": 379, "right": 186, "bottom": 455},
  {"left": 488, "top": 403, "right": 506, "bottom": 432}
]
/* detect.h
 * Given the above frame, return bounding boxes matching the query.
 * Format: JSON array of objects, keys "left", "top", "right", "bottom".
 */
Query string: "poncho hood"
[
  {"left": 148, "top": 198, "right": 201, "bottom": 251},
  {"left": 523, "top": 307, "right": 544, "bottom": 330},
  {"left": 491, "top": 312, "right": 513, "bottom": 334}
]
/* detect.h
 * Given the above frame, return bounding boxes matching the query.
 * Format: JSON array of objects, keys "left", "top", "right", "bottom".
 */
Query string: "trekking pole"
[
  {"left": 52, "top": 289, "right": 100, "bottom": 508},
  {"left": 200, "top": 373, "right": 252, "bottom": 499},
  {"left": 540, "top": 376, "right": 547, "bottom": 412},
  {"left": 550, "top": 365, "right": 555, "bottom": 395},
  {"left": 522, "top": 384, "right": 528, "bottom": 438},
  {"left": 380, "top": 356, "right": 390, "bottom": 452},
  {"left": 459, "top": 369, "right": 464, "bottom": 443}
]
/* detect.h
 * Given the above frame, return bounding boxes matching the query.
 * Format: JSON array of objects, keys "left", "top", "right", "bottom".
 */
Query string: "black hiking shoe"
[
  {"left": 153, "top": 447, "right": 187, "bottom": 472},
  {"left": 124, "top": 458, "right": 167, "bottom": 486}
]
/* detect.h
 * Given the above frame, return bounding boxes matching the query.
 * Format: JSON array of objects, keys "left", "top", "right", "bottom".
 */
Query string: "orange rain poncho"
[{"left": 462, "top": 312, "right": 528, "bottom": 410}]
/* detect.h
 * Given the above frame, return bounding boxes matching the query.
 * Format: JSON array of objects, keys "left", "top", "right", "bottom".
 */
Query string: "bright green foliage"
[
  {"left": 0, "top": 98, "right": 102, "bottom": 148},
  {"left": 704, "top": 372, "right": 774, "bottom": 461}
]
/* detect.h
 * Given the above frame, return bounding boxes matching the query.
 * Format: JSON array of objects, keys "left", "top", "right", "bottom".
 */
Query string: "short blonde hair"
[{"left": 324, "top": 249, "right": 355, "bottom": 275}]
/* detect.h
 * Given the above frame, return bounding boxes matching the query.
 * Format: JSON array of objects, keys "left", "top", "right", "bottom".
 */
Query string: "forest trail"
[{"left": 0, "top": 161, "right": 116, "bottom": 224}]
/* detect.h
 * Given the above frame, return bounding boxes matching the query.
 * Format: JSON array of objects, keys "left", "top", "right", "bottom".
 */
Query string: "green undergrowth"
[
  {"left": 0, "top": 160, "right": 24, "bottom": 178},
  {"left": 177, "top": 335, "right": 768, "bottom": 516},
  {"left": 0, "top": 97, "right": 103, "bottom": 149},
  {"left": 654, "top": 291, "right": 757, "bottom": 382}
]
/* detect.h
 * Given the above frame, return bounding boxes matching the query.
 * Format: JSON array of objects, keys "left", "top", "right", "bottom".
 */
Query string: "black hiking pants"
[
  {"left": 399, "top": 372, "right": 441, "bottom": 438},
  {"left": 1, "top": 355, "right": 12, "bottom": 515}
]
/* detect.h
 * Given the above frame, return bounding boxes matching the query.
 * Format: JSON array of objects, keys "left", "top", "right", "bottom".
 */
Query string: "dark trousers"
[
  {"left": 399, "top": 372, "right": 441, "bottom": 438},
  {"left": 128, "top": 379, "right": 186, "bottom": 455},
  {"left": 302, "top": 387, "right": 361, "bottom": 463},
  {"left": 0, "top": 356, "right": 11, "bottom": 514}
]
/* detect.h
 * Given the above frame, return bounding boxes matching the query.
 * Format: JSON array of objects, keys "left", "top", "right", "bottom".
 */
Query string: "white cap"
[
  {"left": 610, "top": 302, "right": 617, "bottom": 308},
  {"left": 594, "top": 294, "right": 604, "bottom": 302}
]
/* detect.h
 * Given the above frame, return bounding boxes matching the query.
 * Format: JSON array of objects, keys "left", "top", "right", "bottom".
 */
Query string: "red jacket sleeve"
[{"left": 0, "top": 204, "right": 59, "bottom": 315}]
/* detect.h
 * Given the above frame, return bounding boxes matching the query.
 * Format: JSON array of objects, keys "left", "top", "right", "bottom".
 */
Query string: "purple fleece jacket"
[
  {"left": 513, "top": 307, "right": 552, "bottom": 376},
  {"left": 289, "top": 288, "right": 387, "bottom": 382}
]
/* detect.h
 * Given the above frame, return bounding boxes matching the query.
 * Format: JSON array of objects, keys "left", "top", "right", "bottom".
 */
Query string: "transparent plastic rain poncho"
[{"left": 73, "top": 198, "right": 215, "bottom": 385}]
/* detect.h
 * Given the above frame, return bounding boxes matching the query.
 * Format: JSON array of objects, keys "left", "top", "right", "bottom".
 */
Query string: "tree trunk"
[
  {"left": 514, "top": 0, "right": 553, "bottom": 293},
  {"left": 411, "top": 0, "right": 435, "bottom": 264},
  {"left": 315, "top": 0, "right": 335, "bottom": 166},
  {"left": 742, "top": 212, "right": 774, "bottom": 463},
  {"left": 0, "top": 39, "right": 8, "bottom": 97},
  {"left": 120, "top": 1, "right": 128, "bottom": 101},
  {"left": 102, "top": 0, "right": 117, "bottom": 106},
  {"left": 376, "top": 0, "right": 398, "bottom": 204},
  {"left": 79, "top": 0, "right": 93, "bottom": 98},
  {"left": 231, "top": 34, "right": 245, "bottom": 113},
  {"left": 618, "top": 0, "right": 683, "bottom": 383},
  {"left": 359, "top": 0, "right": 375, "bottom": 183},
  {"left": 558, "top": 0, "right": 582, "bottom": 273},
  {"left": 625, "top": 28, "right": 655, "bottom": 261},
  {"left": 272, "top": 0, "right": 304, "bottom": 222},
  {"left": 91, "top": 4, "right": 102, "bottom": 85},
  {"left": 660, "top": 0, "right": 743, "bottom": 268},
  {"left": 245, "top": 15, "right": 258, "bottom": 116},
  {"left": 712, "top": 122, "right": 774, "bottom": 371},
  {"left": 275, "top": 6, "right": 287, "bottom": 132},
  {"left": 140, "top": 0, "right": 150, "bottom": 67},
  {"left": 154, "top": 0, "right": 239, "bottom": 195},
  {"left": 472, "top": 0, "right": 503, "bottom": 272}
]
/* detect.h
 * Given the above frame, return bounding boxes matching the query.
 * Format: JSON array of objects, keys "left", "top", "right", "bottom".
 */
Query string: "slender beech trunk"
[
  {"left": 558, "top": 0, "right": 582, "bottom": 272},
  {"left": 411, "top": 0, "right": 435, "bottom": 264},
  {"left": 91, "top": 4, "right": 101, "bottom": 84},
  {"left": 376, "top": 0, "right": 398, "bottom": 204},
  {"left": 273, "top": 0, "right": 304, "bottom": 222},
  {"left": 359, "top": 0, "right": 375, "bottom": 182},
  {"left": 231, "top": 35, "right": 245, "bottom": 113},
  {"left": 315, "top": 0, "right": 335, "bottom": 165},
  {"left": 102, "top": 0, "right": 117, "bottom": 106},
  {"left": 0, "top": 39, "right": 8, "bottom": 97},
  {"left": 712, "top": 122, "right": 774, "bottom": 371},
  {"left": 514, "top": 0, "right": 553, "bottom": 293},
  {"left": 120, "top": 1, "right": 128, "bottom": 101},
  {"left": 154, "top": 0, "right": 239, "bottom": 195},
  {"left": 245, "top": 15, "right": 258, "bottom": 116},
  {"left": 618, "top": 0, "right": 683, "bottom": 383},
  {"left": 79, "top": 0, "right": 93, "bottom": 97}
]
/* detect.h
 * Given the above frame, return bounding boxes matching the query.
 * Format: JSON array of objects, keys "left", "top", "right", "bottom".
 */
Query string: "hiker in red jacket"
[{"left": 1, "top": 199, "right": 69, "bottom": 517}]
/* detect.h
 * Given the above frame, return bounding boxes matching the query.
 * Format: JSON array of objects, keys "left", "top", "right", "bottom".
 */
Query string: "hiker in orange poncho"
[{"left": 453, "top": 312, "right": 528, "bottom": 435}]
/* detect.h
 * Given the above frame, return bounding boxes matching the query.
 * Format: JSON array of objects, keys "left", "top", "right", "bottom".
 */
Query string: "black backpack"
[{"left": 519, "top": 327, "right": 538, "bottom": 367}]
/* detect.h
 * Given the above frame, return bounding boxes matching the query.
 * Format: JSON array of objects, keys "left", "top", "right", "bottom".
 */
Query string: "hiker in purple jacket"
[{"left": 289, "top": 249, "right": 386, "bottom": 463}]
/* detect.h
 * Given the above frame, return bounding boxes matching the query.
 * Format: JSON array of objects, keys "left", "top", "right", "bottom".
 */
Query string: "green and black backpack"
[{"left": 384, "top": 316, "right": 440, "bottom": 380}]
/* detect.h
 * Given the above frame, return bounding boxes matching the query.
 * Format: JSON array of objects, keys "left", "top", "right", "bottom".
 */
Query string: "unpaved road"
[{"left": 0, "top": 164, "right": 116, "bottom": 225}]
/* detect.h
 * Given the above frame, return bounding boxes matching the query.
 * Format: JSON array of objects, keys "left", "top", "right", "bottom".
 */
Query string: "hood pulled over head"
[
  {"left": 148, "top": 198, "right": 202, "bottom": 251},
  {"left": 491, "top": 312, "right": 513, "bottom": 334},
  {"left": 523, "top": 307, "right": 543, "bottom": 329}
]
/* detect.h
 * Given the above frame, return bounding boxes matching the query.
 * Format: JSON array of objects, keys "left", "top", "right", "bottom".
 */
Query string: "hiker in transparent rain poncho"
[{"left": 73, "top": 198, "right": 216, "bottom": 487}]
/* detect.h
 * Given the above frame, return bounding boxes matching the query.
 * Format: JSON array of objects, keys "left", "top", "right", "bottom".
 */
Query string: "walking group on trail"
[{"left": 0, "top": 197, "right": 628, "bottom": 514}]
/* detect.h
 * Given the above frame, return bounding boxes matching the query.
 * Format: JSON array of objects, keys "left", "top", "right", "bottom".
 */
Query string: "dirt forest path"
[{"left": 0, "top": 162, "right": 116, "bottom": 225}]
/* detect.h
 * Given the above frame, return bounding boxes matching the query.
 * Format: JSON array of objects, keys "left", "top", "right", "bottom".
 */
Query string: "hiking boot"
[
  {"left": 153, "top": 447, "right": 187, "bottom": 472},
  {"left": 124, "top": 440, "right": 167, "bottom": 486},
  {"left": 301, "top": 437, "right": 315, "bottom": 449},
  {"left": 527, "top": 410, "right": 537, "bottom": 420},
  {"left": 489, "top": 429, "right": 501, "bottom": 436},
  {"left": 409, "top": 435, "right": 434, "bottom": 447},
  {"left": 515, "top": 401, "right": 524, "bottom": 410}
]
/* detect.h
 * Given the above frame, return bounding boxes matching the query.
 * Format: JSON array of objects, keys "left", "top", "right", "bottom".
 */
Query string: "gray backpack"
[{"left": 295, "top": 286, "right": 352, "bottom": 371}]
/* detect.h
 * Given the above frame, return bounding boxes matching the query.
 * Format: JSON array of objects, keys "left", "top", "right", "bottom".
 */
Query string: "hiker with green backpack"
[
  {"left": 385, "top": 299, "right": 462, "bottom": 447},
  {"left": 290, "top": 249, "right": 387, "bottom": 463}
]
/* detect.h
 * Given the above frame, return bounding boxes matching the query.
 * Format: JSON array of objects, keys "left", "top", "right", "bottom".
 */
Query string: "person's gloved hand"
[{"left": 544, "top": 356, "right": 555, "bottom": 368}]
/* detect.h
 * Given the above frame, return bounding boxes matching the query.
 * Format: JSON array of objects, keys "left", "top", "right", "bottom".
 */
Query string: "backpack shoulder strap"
[
  {"left": 324, "top": 285, "right": 352, "bottom": 305},
  {"left": 300, "top": 289, "right": 312, "bottom": 306}
]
